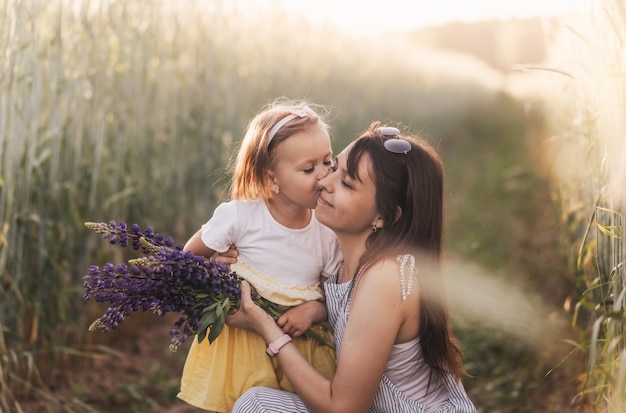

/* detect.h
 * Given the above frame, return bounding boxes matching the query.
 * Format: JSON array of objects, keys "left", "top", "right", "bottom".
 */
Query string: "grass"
[
  {"left": 0, "top": 0, "right": 610, "bottom": 411},
  {"left": 439, "top": 92, "right": 585, "bottom": 411},
  {"left": 537, "top": 0, "right": 626, "bottom": 410}
]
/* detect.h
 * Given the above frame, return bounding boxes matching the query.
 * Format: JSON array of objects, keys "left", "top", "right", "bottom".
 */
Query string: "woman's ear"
[
  {"left": 393, "top": 206, "right": 403, "bottom": 224},
  {"left": 373, "top": 215, "right": 384, "bottom": 231}
]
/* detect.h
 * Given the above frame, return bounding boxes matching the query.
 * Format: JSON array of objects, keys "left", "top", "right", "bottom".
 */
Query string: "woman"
[{"left": 227, "top": 123, "right": 476, "bottom": 412}]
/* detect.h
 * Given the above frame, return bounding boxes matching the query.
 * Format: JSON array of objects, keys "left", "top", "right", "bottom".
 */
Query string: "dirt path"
[{"left": 16, "top": 313, "right": 205, "bottom": 413}]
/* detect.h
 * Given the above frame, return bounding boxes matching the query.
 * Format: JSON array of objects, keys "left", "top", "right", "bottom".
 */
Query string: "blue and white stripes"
[{"left": 232, "top": 255, "right": 476, "bottom": 413}]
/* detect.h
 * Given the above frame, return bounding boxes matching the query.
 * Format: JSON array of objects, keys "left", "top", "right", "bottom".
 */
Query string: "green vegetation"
[
  {"left": 1, "top": 0, "right": 622, "bottom": 412},
  {"left": 538, "top": 1, "right": 626, "bottom": 411}
]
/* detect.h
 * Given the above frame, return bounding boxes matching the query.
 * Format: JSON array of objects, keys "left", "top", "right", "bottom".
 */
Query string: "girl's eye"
[
  {"left": 341, "top": 178, "right": 352, "bottom": 188},
  {"left": 304, "top": 167, "right": 315, "bottom": 174}
]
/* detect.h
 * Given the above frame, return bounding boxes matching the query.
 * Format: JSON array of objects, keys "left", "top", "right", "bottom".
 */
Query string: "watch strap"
[{"left": 266, "top": 334, "right": 292, "bottom": 357}]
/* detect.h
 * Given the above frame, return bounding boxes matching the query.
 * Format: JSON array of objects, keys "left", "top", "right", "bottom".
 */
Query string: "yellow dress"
[{"left": 177, "top": 261, "right": 337, "bottom": 412}]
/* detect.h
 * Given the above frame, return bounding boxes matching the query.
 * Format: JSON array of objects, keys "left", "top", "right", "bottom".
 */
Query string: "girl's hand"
[{"left": 278, "top": 301, "right": 327, "bottom": 337}]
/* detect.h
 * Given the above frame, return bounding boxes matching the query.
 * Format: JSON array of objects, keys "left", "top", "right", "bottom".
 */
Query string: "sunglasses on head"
[{"left": 378, "top": 126, "right": 412, "bottom": 154}]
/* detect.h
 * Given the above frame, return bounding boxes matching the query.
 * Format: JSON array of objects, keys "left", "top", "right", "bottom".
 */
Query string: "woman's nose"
[{"left": 317, "top": 164, "right": 331, "bottom": 180}]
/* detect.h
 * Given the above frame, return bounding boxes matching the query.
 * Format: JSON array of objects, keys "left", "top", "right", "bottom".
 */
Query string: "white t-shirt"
[{"left": 201, "top": 199, "right": 342, "bottom": 288}]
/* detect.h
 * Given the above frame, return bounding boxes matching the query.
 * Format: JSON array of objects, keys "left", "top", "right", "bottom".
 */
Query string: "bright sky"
[{"left": 273, "top": 0, "right": 592, "bottom": 34}]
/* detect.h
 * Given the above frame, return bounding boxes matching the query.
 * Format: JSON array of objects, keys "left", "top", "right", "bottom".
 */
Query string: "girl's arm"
[
  {"left": 227, "top": 259, "right": 410, "bottom": 413},
  {"left": 185, "top": 228, "right": 238, "bottom": 265},
  {"left": 183, "top": 228, "right": 217, "bottom": 258}
]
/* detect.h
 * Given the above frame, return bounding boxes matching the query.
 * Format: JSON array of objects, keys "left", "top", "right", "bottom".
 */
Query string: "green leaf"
[
  {"left": 596, "top": 223, "right": 621, "bottom": 239},
  {"left": 208, "top": 306, "right": 225, "bottom": 344},
  {"left": 202, "top": 302, "right": 219, "bottom": 313},
  {"left": 595, "top": 205, "right": 619, "bottom": 215},
  {"left": 197, "top": 328, "right": 207, "bottom": 343},
  {"left": 196, "top": 310, "right": 218, "bottom": 339}
]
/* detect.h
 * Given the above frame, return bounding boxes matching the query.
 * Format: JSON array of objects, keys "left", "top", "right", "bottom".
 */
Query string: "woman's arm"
[{"left": 227, "top": 259, "right": 408, "bottom": 413}]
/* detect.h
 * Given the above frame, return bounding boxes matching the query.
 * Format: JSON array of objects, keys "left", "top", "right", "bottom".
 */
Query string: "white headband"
[{"left": 267, "top": 106, "right": 317, "bottom": 145}]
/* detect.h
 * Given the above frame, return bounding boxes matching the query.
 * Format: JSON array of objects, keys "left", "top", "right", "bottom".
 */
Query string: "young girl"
[
  {"left": 228, "top": 123, "right": 476, "bottom": 412},
  {"left": 176, "top": 99, "right": 342, "bottom": 412}
]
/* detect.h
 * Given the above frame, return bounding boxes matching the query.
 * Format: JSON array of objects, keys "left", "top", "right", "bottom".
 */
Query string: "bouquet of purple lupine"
[{"left": 83, "top": 221, "right": 333, "bottom": 352}]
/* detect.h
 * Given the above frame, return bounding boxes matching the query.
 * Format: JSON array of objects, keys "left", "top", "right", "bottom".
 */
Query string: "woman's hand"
[
  {"left": 226, "top": 281, "right": 278, "bottom": 338},
  {"left": 214, "top": 245, "right": 239, "bottom": 266}
]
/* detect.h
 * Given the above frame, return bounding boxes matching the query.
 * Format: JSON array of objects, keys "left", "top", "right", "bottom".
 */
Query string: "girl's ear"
[{"left": 264, "top": 170, "right": 279, "bottom": 195}]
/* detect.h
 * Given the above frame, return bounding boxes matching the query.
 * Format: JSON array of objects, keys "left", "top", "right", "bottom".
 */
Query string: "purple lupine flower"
[{"left": 83, "top": 221, "right": 334, "bottom": 352}]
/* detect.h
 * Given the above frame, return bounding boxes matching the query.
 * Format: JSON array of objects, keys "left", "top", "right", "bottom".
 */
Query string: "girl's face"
[
  {"left": 316, "top": 145, "right": 380, "bottom": 235},
  {"left": 270, "top": 122, "right": 334, "bottom": 210}
]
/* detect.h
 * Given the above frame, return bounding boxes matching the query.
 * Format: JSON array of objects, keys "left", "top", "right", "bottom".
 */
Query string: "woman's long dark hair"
[{"left": 346, "top": 122, "right": 464, "bottom": 379}]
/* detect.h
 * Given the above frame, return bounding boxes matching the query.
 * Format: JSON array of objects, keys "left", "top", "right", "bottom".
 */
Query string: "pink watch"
[{"left": 266, "top": 334, "right": 292, "bottom": 357}]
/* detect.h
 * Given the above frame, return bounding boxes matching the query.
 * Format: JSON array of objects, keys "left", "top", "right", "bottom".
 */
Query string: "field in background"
[
  {"left": 3, "top": 0, "right": 620, "bottom": 411},
  {"left": 536, "top": 1, "right": 626, "bottom": 411}
]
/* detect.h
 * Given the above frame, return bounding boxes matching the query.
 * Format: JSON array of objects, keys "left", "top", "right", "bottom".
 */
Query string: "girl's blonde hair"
[{"left": 230, "top": 98, "right": 329, "bottom": 200}]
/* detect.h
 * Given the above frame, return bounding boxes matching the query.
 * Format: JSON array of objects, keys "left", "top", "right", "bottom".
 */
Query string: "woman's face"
[{"left": 316, "top": 145, "right": 380, "bottom": 235}]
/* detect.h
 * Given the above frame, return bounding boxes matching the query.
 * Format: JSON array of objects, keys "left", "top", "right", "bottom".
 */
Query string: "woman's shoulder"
[
  {"left": 368, "top": 254, "right": 416, "bottom": 273},
  {"left": 359, "top": 257, "right": 401, "bottom": 291},
  {"left": 362, "top": 255, "right": 419, "bottom": 302},
  {"left": 351, "top": 257, "right": 417, "bottom": 328}
]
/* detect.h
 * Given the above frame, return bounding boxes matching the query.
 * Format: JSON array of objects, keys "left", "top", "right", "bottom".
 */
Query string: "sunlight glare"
[
  {"left": 444, "top": 258, "right": 568, "bottom": 354},
  {"left": 267, "top": 0, "right": 592, "bottom": 35}
]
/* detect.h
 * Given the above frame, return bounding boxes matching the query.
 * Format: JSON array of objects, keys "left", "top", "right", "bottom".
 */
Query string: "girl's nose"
[
  {"left": 319, "top": 160, "right": 336, "bottom": 189},
  {"left": 319, "top": 171, "right": 332, "bottom": 191}
]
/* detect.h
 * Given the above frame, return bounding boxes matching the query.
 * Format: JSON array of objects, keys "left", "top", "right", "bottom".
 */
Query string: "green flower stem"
[{"left": 253, "top": 292, "right": 335, "bottom": 350}]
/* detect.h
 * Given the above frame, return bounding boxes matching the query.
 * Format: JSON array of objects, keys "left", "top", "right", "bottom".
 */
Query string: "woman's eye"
[
  {"left": 325, "top": 159, "right": 337, "bottom": 172},
  {"left": 304, "top": 167, "right": 315, "bottom": 174}
]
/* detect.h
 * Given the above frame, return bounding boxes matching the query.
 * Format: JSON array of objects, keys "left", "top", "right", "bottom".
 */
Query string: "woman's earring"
[
  {"left": 371, "top": 225, "right": 378, "bottom": 233},
  {"left": 274, "top": 187, "right": 280, "bottom": 195}
]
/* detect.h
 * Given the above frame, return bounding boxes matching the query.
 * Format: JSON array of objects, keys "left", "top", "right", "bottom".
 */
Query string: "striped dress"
[{"left": 232, "top": 255, "right": 477, "bottom": 413}]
